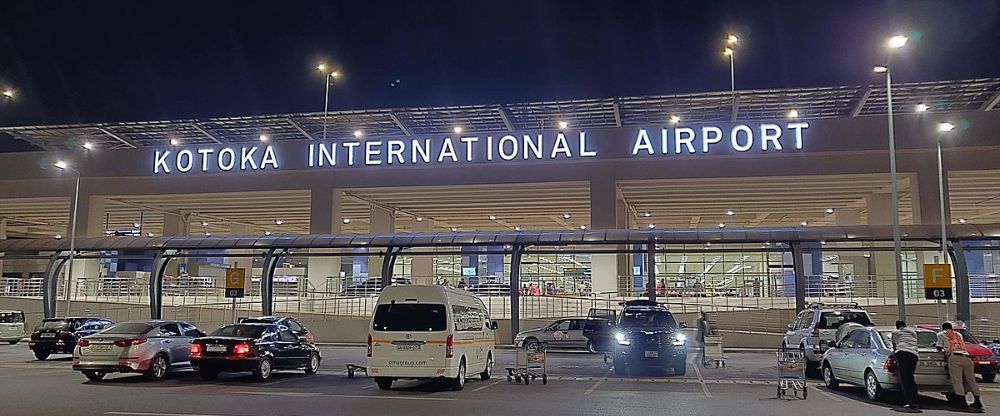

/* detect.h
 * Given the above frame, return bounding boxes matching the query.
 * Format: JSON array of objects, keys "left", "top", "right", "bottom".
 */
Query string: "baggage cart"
[
  {"left": 506, "top": 340, "right": 548, "bottom": 385},
  {"left": 776, "top": 347, "right": 807, "bottom": 399},
  {"left": 702, "top": 335, "right": 725, "bottom": 368}
]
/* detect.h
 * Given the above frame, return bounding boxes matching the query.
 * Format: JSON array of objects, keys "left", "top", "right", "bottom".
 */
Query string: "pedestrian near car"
[
  {"left": 695, "top": 311, "right": 714, "bottom": 366},
  {"left": 891, "top": 320, "right": 921, "bottom": 412},
  {"left": 938, "top": 322, "right": 984, "bottom": 411}
]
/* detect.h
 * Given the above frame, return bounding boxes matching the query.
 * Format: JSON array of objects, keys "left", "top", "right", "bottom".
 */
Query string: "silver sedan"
[
  {"left": 73, "top": 320, "right": 205, "bottom": 381},
  {"left": 821, "top": 326, "right": 951, "bottom": 402}
]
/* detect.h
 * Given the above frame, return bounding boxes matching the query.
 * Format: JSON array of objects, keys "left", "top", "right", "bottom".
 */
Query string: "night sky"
[{"left": 0, "top": 0, "right": 998, "bottom": 148}]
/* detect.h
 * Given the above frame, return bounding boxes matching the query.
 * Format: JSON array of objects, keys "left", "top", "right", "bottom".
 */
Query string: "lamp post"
[
  {"left": 873, "top": 34, "right": 909, "bottom": 320},
  {"left": 316, "top": 64, "right": 340, "bottom": 141},
  {"left": 724, "top": 34, "right": 738, "bottom": 117},
  {"left": 937, "top": 121, "right": 956, "bottom": 320},
  {"left": 54, "top": 161, "right": 81, "bottom": 316}
]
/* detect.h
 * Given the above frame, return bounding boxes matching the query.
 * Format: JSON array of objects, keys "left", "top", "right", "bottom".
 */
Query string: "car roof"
[
  {"left": 44, "top": 316, "right": 103, "bottom": 321},
  {"left": 226, "top": 322, "right": 273, "bottom": 327},
  {"left": 872, "top": 326, "right": 936, "bottom": 333}
]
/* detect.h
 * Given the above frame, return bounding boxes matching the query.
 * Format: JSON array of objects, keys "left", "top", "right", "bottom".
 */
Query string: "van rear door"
[{"left": 370, "top": 303, "right": 449, "bottom": 370}]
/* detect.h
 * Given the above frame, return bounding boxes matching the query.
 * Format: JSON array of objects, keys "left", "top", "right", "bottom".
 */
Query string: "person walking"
[
  {"left": 695, "top": 311, "right": 714, "bottom": 367},
  {"left": 891, "top": 320, "right": 921, "bottom": 412},
  {"left": 938, "top": 322, "right": 984, "bottom": 411}
]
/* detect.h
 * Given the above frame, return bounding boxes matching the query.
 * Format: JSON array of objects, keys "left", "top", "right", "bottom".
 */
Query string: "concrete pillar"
[
  {"left": 590, "top": 176, "right": 619, "bottom": 295},
  {"left": 308, "top": 187, "right": 342, "bottom": 294},
  {"left": 67, "top": 195, "right": 106, "bottom": 299},
  {"left": 913, "top": 164, "right": 950, "bottom": 226},
  {"left": 866, "top": 193, "right": 893, "bottom": 225},
  {"left": 867, "top": 193, "right": 899, "bottom": 299},
  {"left": 411, "top": 219, "right": 433, "bottom": 285},
  {"left": 368, "top": 206, "right": 395, "bottom": 278},
  {"left": 0, "top": 218, "right": 6, "bottom": 276},
  {"left": 835, "top": 208, "right": 863, "bottom": 226},
  {"left": 162, "top": 213, "right": 189, "bottom": 277}
]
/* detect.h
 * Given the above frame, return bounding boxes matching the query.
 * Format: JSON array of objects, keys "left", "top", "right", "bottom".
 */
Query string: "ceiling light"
[
  {"left": 147, "top": 232, "right": 155, "bottom": 238},
  {"left": 54, "top": 234, "right": 62, "bottom": 239},
  {"left": 579, "top": 225, "right": 587, "bottom": 230},
  {"left": 958, "top": 218, "right": 967, "bottom": 224},
  {"left": 863, "top": 252, "right": 872, "bottom": 258},
  {"left": 316, "top": 64, "right": 327, "bottom": 72},
  {"left": 488, "top": 215, "right": 497, "bottom": 220},
  {"left": 353, "top": 130, "right": 363, "bottom": 138},
  {"left": 826, "top": 208, "right": 835, "bottom": 214},
  {"left": 415, "top": 217, "right": 423, "bottom": 222},
  {"left": 648, "top": 224, "right": 656, "bottom": 229},
  {"left": 705, "top": 242, "right": 712, "bottom": 247},
  {"left": 820, "top": 240, "right": 827, "bottom": 245},
  {"left": 723, "top": 47, "right": 734, "bottom": 56},
  {"left": 643, "top": 211, "right": 651, "bottom": 217},
  {"left": 204, "top": 232, "right": 212, "bottom": 237},
  {"left": 451, "top": 227, "right": 458, "bottom": 232},
  {"left": 342, "top": 218, "right": 351, "bottom": 224},
  {"left": 887, "top": 35, "right": 909, "bottom": 49},
  {"left": 2, "top": 89, "right": 12, "bottom": 98},
  {"left": 915, "top": 103, "right": 929, "bottom": 112},
  {"left": 54, "top": 161, "right": 68, "bottom": 170},
  {"left": 558, "top": 121, "right": 569, "bottom": 129},
  {"left": 275, "top": 219, "right": 284, "bottom": 225},
  {"left": 563, "top": 213, "right": 571, "bottom": 219},
  {"left": 937, "top": 122, "right": 956, "bottom": 133},
  {"left": 668, "top": 115, "right": 680, "bottom": 124},
  {"left": 514, "top": 226, "right": 522, "bottom": 231},
  {"left": 726, "top": 210, "right": 735, "bottom": 216},
  {"left": 264, "top": 231, "right": 272, "bottom": 236},
  {"left": 201, "top": 221, "right": 208, "bottom": 227},
  {"left": 169, "top": 138, "right": 179, "bottom": 146},
  {"left": 718, "top": 223, "right": 726, "bottom": 229},
  {"left": 453, "top": 126, "right": 463, "bottom": 134},
  {"left": 800, "top": 221, "right": 809, "bottom": 227},
  {"left": 258, "top": 134, "right": 269, "bottom": 142},
  {"left": 727, "top": 34, "right": 739, "bottom": 44},
  {"left": 873, "top": 65, "right": 888, "bottom": 73},
  {"left": 133, "top": 222, "right": 141, "bottom": 228},
  {"left": 83, "top": 142, "right": 94, "bottom": 150},
  {"left": 787, "top": 109, "right": 799, "bottom": 119}
]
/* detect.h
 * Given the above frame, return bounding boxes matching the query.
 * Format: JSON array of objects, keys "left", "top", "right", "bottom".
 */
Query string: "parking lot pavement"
[{"left": 1, "top": 344, "right": 998, "bottom": 416}]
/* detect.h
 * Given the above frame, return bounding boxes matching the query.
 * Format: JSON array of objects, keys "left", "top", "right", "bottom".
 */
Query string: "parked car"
[
  {"left": 190, "top": 322, "right": 321, "bottom": 382},
  {"left": 0, "top": 310, "right": 26, "bottom": 344},
  {"left": 29, "top": 317, "right": 113, "bottom": 360},
  {"left": 610, "top": 300, "right": 688, "bottom": 376},
  {"left": 239, "top": 316, "right": 314, "bottom": 344},
  {"left": 822, "top": 326, "right": 952, "bottom": 402},
  {"left": 343, "top": 278, "right": 411, "bottom": 296},
  {"left": 73, "top": 320, "right": 205, "bottom": 381},
  {"left": 916, "top": 322, "right": 998, "bottom": 383},
  {"left": 514, "top": 317, "right": 612, "bottom": 353},
  {"left": 782, "top": 302, "right": 874, "bottom": 374},
  {"left": 466, "top": 283, "right": 511, "bottom": 296}
]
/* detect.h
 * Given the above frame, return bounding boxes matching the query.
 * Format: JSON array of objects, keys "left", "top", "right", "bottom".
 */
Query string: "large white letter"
[
  {"left": 498, "top": 135, "right": 518, "bottom": 161},
  {"left": 218, "top": 148, "right": 236, "bottom": 171},
  {"left": 674, "top": 127, "right": 696, "bottom": 154},
  {"left": 460, "top": 136, "right": 479, "bottom": 161},
  {"left": 551, "top": 133, "right": 572, "bottom": 159},
  {"left": 154, "top": 150, "right": 171, "bottom": 174},
  {"left": 523, "top": 134, "right": 543, "bottom": 159},
  {"left": 318, "top": 143, "right": 336, "bottom": 166},
  {"left": 579, "top": 132, "right": 597, "bottom": 157},
  {"left": 241, "top": 146, "right": 259, "bottom": 170},
  {"left": 260, "top": 145, "right": 278, "bottom": 169},
  {"left": 730, "top": 125, "right": 754, "bottom": 152},
  {"left": 365, "top": 141, "right": 383, "bottom": 165},
  {"left": 701, "top": 127, "right": 723, "bottom": 153},
  {"left": 308, "top": 144, "right": 315, "bottom": 167},
  {"left": 176, "top": 149, "right": 193, "bottom": 172},
  {"left": 343, "top": 142, "right": 360, "bottom": 166},
  {"left": 438, "top": 138, "right": 458, "bottom": 162},
  {"left": 631, "top": 129, "right": 654, "bottom": 155},
  {"left": 760, "top": 123, "right": 782, "bottom": 151},
  {"left": 788, "top": 122, "right": 809, "bottom": 149},
  {"left": 486, "top": 136, "right": 494, "bottom": 161},
  {"left": 412, "top": 139, "right": 431, "bottom": 164},
  {"left": 197, "top": 148, "right": 214, "bottom": 171},
  {"left": 387, "top": 140, "right": 405, "bottom": 164}
]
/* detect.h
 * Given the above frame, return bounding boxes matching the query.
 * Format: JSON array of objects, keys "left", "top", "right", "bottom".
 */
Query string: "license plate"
[
  {"left": 40, "top": 333, "right": 55, "bottom": 338},
  {"left": 645, "top": 351, "right": 659, "bottom": 358},
  {"left": 91, "top": 344, "right": 112, "bottom": 351},
  {"left": 397, "top": 345, "right": 422, "bottom": 351},
  {"left": 919, "top": 361, "right": 945, "bottom": 367},
  {"left": 206, "top": 345, "right": 228, "bottom": 352}
]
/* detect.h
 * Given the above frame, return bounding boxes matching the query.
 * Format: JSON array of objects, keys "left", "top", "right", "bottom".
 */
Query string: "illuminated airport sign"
[{"left": 152, "top": 122, "right": 809, "bottom": 174}]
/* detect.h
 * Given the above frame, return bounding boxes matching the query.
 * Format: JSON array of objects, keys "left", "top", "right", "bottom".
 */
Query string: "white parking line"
[
  {"left": 473, "top": 380, "right": 504, "bottom": 392},
  {"left": 106, "top": 412, "right": 237, "bottom": 416},
  {"left": 691, "top": 360, "right": 713, "bottom": 398},
  {"left": 584, "top": 369, "right": 612, "bottom": 395},
  {"left": 323, "top": 394, "right": 457, "bottom": 401},
  {"left": 233, "top": 391, "right": 324, "bottom": 398}
]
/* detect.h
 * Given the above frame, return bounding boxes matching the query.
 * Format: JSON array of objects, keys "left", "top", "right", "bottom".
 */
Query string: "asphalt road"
[{"left": 0, "top": 343, "right": 997, "bottom": 416}]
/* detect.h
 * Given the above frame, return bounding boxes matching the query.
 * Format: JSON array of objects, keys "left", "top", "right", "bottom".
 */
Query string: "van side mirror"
[{"left": 489, "top": 321, "right": 498, "bottom": 331}]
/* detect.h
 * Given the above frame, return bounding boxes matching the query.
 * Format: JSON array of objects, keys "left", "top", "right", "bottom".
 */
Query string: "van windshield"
[
  {"left": 0, "top": 312, "right": 24, "bottom": 323},
  {"left": 373, "top": 303, "right": 447, "bottom": 332}
]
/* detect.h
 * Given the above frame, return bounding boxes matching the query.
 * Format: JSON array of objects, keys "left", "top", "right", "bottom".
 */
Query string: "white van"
[
  {"left": 367, "top": 285, "right": 497, "bottom": 390},
  {"left": 0, "top": 310, "right": 26, "bottom": 344}
]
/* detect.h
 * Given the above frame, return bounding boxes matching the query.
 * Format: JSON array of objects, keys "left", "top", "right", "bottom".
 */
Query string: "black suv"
[
  {"left": 610, "top": 300, "right": 687, "bottom": 376},
  {"left": 28, "top": 317, "right": 114, "bottom": 360}
]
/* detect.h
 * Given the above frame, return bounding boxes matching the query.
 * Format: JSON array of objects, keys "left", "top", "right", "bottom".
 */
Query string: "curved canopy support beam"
[
  {"left": 508, "top": 245, "right": 525, "bottom": 344},
  {"left": 149, "top": 249, "right": 177, "bottom": 320},
  {"left": 948, "top": 241, "right": 971, "bottom": 322},
  {"left": 260, "top": 249, "right": 285, "bottom": 316},
  {"left": 380, "top": 247, "right": 402, "bottom": 289},
  {"left": 43, "top": 251, "right": 70, "bottom": 318}
]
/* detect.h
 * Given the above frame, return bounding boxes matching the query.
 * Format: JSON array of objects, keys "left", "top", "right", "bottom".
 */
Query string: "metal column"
[
  {"left": 790, "top": 242, "right": 807, "bottom": 312},
  {"left": 380, "top": 247, "right": 399, "bottom": 289},
  {"left": 260, "top": 249, "right": 283, "bottom": 316},
  {"left": 948, "top": 241, "right": 971, "bottom": 322},
  {"left": 509, "top": 245, "right": 524, "bottom": 344},
  {"left": 42, "top": 251, "right": 69, "bottom": 319},
  {"left": 646, "top": 242, "right": 657, "bottom": 302},
  {"left": 148, "top": 250, "right": 175, "bottom": 320}
]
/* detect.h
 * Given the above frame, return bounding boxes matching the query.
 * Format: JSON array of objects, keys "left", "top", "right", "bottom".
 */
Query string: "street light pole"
[
  {"left": 54, "top": 162, "right": 81, "bottom": 316},
  {"left": 937, "top": 122, "right": 956, "bottom": 320},
  {"left": 322, "top": 72, "right": 331, "bottom": 141},
  {"left": 725, "top": 34, "right": 738, "bottom": 118},
  {"left": 884, "top": 67, "right": 906, "bottom": 321}
]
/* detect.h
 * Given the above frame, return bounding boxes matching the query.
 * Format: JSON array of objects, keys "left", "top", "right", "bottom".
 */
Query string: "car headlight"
[
  {"left": 672, "top": 334, "right": 686, "bottom": 346},
  {"left": 615, "top": 332, "right": 630, "bottom": 346}
]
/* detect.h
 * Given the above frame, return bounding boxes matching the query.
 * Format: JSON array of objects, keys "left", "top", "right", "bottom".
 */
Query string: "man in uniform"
[
  {"left": 938, "top": 322, "right": 984, "bottom": 411},
  {"left": 891, "top": 320, "right": 921, "bottom": 412}
]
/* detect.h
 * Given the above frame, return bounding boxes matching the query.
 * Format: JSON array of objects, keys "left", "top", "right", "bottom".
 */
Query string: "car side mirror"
[
  {"left": 787, "top": 324, "right": 793, "bottom": 330},
  {"left": 679, "top": 321, "right": 688, "bottom": 329},
  {"left": 489, "top": 322, "right": 498, "bottom": 330}
]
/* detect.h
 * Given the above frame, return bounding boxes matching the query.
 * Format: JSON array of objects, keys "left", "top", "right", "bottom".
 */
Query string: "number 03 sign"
[
  {"left": 225, "top": 268, "right": 246, "bottom": 298},
  {"left": 923, "top": 264, "right": 953, "bottom": 300}
]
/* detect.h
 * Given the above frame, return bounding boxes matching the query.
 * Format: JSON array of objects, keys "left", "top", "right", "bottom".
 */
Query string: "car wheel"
[
  {"left": 33, "top": 350, "right": 50, "bottom": 360},
  {"left": 982, "top": 372, "right": 996, "bottom": 383},
  {"left": 253, "top": 357, "right": 273, "bottom": 382},
  {"left": 305, "top": 352, "right": 320, "bottom": 375},
  {"left": 480, "top": 353, "right": 493, "bottom": 380},
  {"left": 199, "top": 369, "right": 220, "bottom": 381},
  {"left": 375, "top": 377, "right": 393, "bottom": 390},
  {"left": 822, "top": 363, "right": 839, "bottom": 390},
  {"left": 82, "top": 370, "right": 106, "bottom": 381},
  {"left": 864, "top": 370, "right": 885, "bottom": 401},
  {"left": 8, "top": 340, "right": 19, "bottom": 345},
  {"left": 673, "top": 357, "right": 687, "bottom": 376},
  {"left": 145, "top": 354, "right": 169, "bottom": 381},
  {"left": 587, "top": 341, "right": 599, "bottom": 354},
  {"left": 523, "top": 337, "right": 539, "bottom": 349},
  {"left": 449, "top": 359, "right": 466, "bottom": 390}
]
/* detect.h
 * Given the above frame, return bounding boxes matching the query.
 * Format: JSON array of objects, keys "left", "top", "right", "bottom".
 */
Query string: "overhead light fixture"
[
  {"left": 147, "top": 232, "right": 155, "bottom": 238},
  {"left": 54, "top": 234, "right": 62, "bottom": 239},
  {"left": 726, "top": 210, "right": 735, "bottom": 216},
  {"left": 488, "top": 215, "right": 497, "bottom": 220},
  {"left": 705, "top": 242, "right": 712, "bottom": 247},
  {"left": 787, "top": 109, "right": 799, "bottom": 119},
  {"left": 2, "top": 89, "right": 12, "bottom": 98},
  {"left": 863, "top": 252, "right": 872, "bottom": 258},
  {"left": 451, "top": 227, "right": 458, "bottom": 232},
  {"left": 727, "top": 34, "right": 739, "bottom": 44},
  {"left": 557, "top": 121, "right": 569, "bottom": 129},
  {"left": 83, "top": 142, "right": 94, "bottom": 150},
  {"left": 825, "top": 208, "right": 835, "bottom": 214},
  {"left": 258, "top": 134, "right": 269, "bottom": 142},
  {"left": 169, "top": 138, "right": 180, "bottom": 146},
  {"left": 937, "top": 122, "right": 956, "bottom": 133},
  {"left": 668, "top": 115, "right": 680, "bottom": 124},
  {"left": 316, "top": 64, "right": 327, "bottom": 72},
  {"left": 643, "top": 211, "right": 651, "bottom": 217},
  {"left": 54, "top": 161, "right": 68, "bottom": 170},
  {"left": 648, "top": 224, "right": 656, "bottom": 229},
  {"left": 562, "top": 213, "right": 571, "bottom": 219},
  {"left": 133, "top": 222, "right": 141, "bottom": 228},
  {"left": 873, "top": 65, "right": 888, "bottom": 73},
  {"left": 887, "top": 34, "right": 909, "bottom": 49},
  {"left": 275, "top": 219, "right": 284, "bottom": 225},
  {"left": 579, "top": 225, "right": 587, "bottom": 230},
  {"left": 201, "top": 221, "right": 208, "bottom": 227},
  {"left": 718, "top": 223, "right": 726, "bottom": 229},
  {"left": 800, "top": 220, "right": 809, "bottom": 227},
  {"left": 415, "top": 217, "right": 423, "bottom": 222},
  {"left": 342, "top": 218, "right": 351, "bottom": 224},
  {"left": 820, "top": 240, "right": 827, "bottom": 245},
  {"left": 915, "top": 103, "right": 929, "bottom": 112},
  {"left": 514, "top": 226, "right": 522, "bottom": 231},
  {"left": 353, "top": 130, "right": 363, "bottom": 138},
  {"left": 958, "top": 218, "right": 968, "bottom": 224},
  {"left": 204, "top": 232, "right": 212, "bottom": 237},
  {"left": 723, "top": 47, "right": 734, "bottom": 56},
  {"left": 264, "top": 231, "right": 272, "bottom": 236},
  {"left": 453, "top": 126, "right": 463, "bottom": 134}
]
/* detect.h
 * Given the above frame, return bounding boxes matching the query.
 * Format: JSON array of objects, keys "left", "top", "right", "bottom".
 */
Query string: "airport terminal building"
[{"left": 1, "top": 77, "right": 1000, "bottom": 327}]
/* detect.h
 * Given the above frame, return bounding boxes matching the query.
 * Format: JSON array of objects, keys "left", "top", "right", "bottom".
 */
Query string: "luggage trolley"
[
  {"left": 776, "top": 348, "right": 807, "bottom": 399},
  {"left": 702, "top": 334, "right": 725, "bottom": 368},
  {"left": 506, "top": 341, "right": 548, "bottom": 385}
]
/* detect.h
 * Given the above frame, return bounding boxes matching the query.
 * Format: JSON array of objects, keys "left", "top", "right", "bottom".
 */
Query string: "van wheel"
[
  {"left": 375, "top": 378, "right": 393, "bottom": 390},
  {"left": 982, "top": 372, "right": 996, "bottom": 383},
  {"left": 33, "top": 350, "right": 50, "bottom": 360},
  {"left": 450, "top": 359, "right": 467, "bottom": 390},
  {"left": 8, "top": 340, "right": 19, "bottom": 345},
  {"left": 587, "top": 341, "right": 599, "bottom": 354},
  {"left": 480, "top": 353, "right": 493, "bottom": 380}
]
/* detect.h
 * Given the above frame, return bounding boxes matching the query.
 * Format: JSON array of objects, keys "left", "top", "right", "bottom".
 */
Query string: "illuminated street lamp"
[
  {"left": 317, "top": 64, "right": 341, "bottom": 141},
  {"left": 53, "top": 161, "right": 81, "bottom": 315},
  {"left": 873, "top": 34, "right": 908, "bottom": 320},
  {"left": 2, "top": 89, "right": 12, "bottom": 99},
  {"left": 936, "top": 121, "right": 956, "bottom": 320},
  {"left": 723, "top": 33, "right": 738, "bottom": 118}
]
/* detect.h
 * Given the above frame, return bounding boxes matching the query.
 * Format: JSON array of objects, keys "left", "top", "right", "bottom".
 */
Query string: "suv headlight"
[
  {"left": 615, "top": 332, "right": 631, "bottom": 346},
  {"left": 672, "top": 334, "right": 686, "bottom": 346}
]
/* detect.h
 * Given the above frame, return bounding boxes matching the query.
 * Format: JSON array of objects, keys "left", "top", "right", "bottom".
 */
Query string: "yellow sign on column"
[
  {"left": 225, "top": 268, "right": 246, "bottom": 298},
  {"left": 922, "top": 264, "right": 952, "bottom": 300}
]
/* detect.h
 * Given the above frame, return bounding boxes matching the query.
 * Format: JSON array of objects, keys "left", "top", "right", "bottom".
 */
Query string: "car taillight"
[
  {"left": 306, "top": 332, "right": 314, "bottom": 345},
  {"left": 77, "top": 339, "right": 90, "bottom": 347},
  {"left": 884, "top": 355, "right": 898, "bottom": 373},
  {"left": 113, "top": 338, "right": 147, "bottom": 348},
  {"left": 446, "top": 334, "right": 454, "bottom": 358},
  {"left": 232, "top": 342, "right": 251, "bottom": 356},
  {"left": 366, "top": 334, "right": 373, "bottom": 358},
  {"left": 190, "top": 343, "right": 202, "bottom": 358}
]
